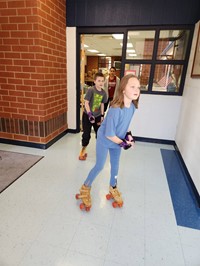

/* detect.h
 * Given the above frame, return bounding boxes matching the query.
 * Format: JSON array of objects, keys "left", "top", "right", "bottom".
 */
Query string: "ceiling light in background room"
[
  {"left": 84, "top": 44, "right": 89, "bottom": 47},
  {"left": 97, "top": 54, "right": 106, "bottom": 56},
  {"left": 129, "top": 54, "right": 137, "bottom": 57},
  {"left": 127, "top": 49, "right": 136, "bottom": 53},
  {"left": 120, "top": 43, "right": 133, "bottom": 48},
  {"left": 112, "top": 34, "right": 124, "bottom": 40},
  {"left": 87, "top": 49, "right": 99, "bottom": 53}
]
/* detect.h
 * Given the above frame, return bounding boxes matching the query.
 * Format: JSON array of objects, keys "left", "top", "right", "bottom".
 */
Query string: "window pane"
[
  {"left": 125, "top": 63, "right": 151, "bottom": 91},
  {"left": 152, "top": 64, "right": 183, "bottom": 92},
  {"left": 157, "top": 30, "right": 190, "bottom": 60},
  {"left": 126, "top": 31, "right": 155, "bottom": 60}
]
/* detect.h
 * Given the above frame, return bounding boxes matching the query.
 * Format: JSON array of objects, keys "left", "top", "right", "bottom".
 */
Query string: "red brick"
[
  {"left": 9, "top": 90, "right": 24, "bottom": 97},
  {"left": 2, "top": 95, "right": 17, "bottom": 102},
  {"left": 11, "top": 31, "right": 27, "bottom": 38},
  {"left": 0, "top": 132, "right": 13, "bottom": 138},
  {"left": 8, "top": 78, "right": 23, "bottom": 85},
  {"left": 12, "top": 45, "right": 29, "bottom": 52},
  {"left": 0, "top": 9, "right": 17, "bottom": 16},
  {"left": 22, "top": 66, "right": 36, "bottom": 73},
  {"left": 15, "top": 72, "right": 31, "bottom": 79},
  {"left": 3, "top": 39, "right": 19, "bottom": 45},
  {"left": 11, "top": 102, "right": 25, "bottom": 108},
  {"left": 20, "top": 39, "right": 34, "bottom": 45},
  {"left": 1, "top": 24, "right": 17, "bottom": 31},
  {"left": 0, "top": 32, "right": 10, "bottom": 38},
  {"left": 4, "top": 107, "right": 18, "bottom": 113},
  {"left": 30, "top": 60, "right": 44, "bottom": 66},
  {"left": 8, "top": 1, "right": 25, "bottom": 8},
  {"left": 13, "top": 59, "right": 30, "bottom": 66},
  {"left": 24, "top": 79, "right": 37, "bottom": 85},
  {"left": 27, "top": 15, "right": 38, "bottom": 23},
  {"left": 6, "top": 66, "right": 22, "bottom": 72},
  {"left": 25, "top": 0, "right": 38, "bottom": 8},
  {"left": 5, "top": 53, "right": 21, "bottom": 59},
  {"left": 25, "top": 91, "right": 38, "bottom": 98},
  {"left": 0, "top": 45, "right": 12, "bottom": 51},
  {"left": 18, "top": 24, "right": 33, "bottom": 31},
  {"left": 17, "top": 8, "right": 32, "bottom": 16},
  {"left": 13, "top": 134, "right": 28, "bottom": 141},
  {"left": 9, "top": 16, "right": 26, "bottom": 24},
  {"left": 21, "top": 53, "right": 35, "bottom": 59},
  {"left": 18, "top": 108, "right": 33, "bottom": 115}
]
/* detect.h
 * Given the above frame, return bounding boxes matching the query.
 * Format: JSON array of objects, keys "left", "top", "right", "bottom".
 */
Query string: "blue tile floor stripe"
[{"left": 161, "top": 149, "right": 200, "bottom": 230}]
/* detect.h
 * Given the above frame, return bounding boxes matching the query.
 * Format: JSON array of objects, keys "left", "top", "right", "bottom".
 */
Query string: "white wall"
[
  {"left": 131, "top": 94, "right": 182, "bottom": 140},
  {"left": 66, "top": 27, "right": 77, "bottom": 130},
  {"left": 176, "top": 21, "right": 200, "bottom": 194}
]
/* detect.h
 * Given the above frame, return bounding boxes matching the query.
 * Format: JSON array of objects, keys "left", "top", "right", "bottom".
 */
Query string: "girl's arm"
[
  {"left": 107, "top": 135, "right": 122, "bottom": 144},
  {"left": 100, "top": 103, "right": 104, "bottom": 116},
  {"left": 107, "top": 135, "right": 134, "bottom": 147}
]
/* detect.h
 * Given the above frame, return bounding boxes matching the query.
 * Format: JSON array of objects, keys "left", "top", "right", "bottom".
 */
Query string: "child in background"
[
  {"left": 104, "top": 66, "right": 120, "bottom": 112},
  {"left": 76, "top": 74, "right": 141, "bottom": 210},
  {"left": 79, "top": 72, "right": 107, "bottom": 160}
]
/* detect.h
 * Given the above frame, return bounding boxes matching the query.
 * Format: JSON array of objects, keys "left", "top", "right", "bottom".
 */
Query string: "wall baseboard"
[
  {"left": 0, "top": 130, "right": 68, "bottom": 150},
  {"left": 134, "top": 136, "right": 175, "bottom": 146},
  {"left": 174, "top": 143, "right": 200, "bottom": 208}
]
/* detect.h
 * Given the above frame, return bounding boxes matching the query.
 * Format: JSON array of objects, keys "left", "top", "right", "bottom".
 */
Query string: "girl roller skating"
[{"left": 76, "top": 74, "right": 140, "bottom": 211}]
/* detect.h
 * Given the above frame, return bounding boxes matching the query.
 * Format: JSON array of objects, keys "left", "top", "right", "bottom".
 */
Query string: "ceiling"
[
  {"left": 82, "top": 31, "right": 156, "bottom": 57},
  {"left": 82, "top": 34, "right": 123, "bottom": 57}
]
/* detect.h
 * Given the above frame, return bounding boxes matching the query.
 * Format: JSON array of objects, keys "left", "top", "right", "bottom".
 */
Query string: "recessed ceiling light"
[
  {"left": 87, "top": 49, "right": 99, "bottom": 53},
  {"left": 129, "top": 53, "right": 137, "bottom": 57},
  {"left": 112, "top": 34, "right": 124, "bottom": 40},
  {"left": 97, "top": 54, "right": 106, "bottom": 56},
  {"left": 84, "top": 44, "right": 89, "bottom": 48},
  {"left": 120, "top": 43, "right": 133, "bottom": 48},
  {"left": 127, "top": 49, "right": 135, "bottom": 53}
]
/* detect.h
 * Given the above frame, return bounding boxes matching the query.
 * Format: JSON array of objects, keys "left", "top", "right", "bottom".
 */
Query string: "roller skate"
[
  {"left": 106, "top": 186, "right": 123, "bottom": 208},
  {"left": 79, "top": 146, "right": 87, "bottom": 160},
  {"left": 75, "top": 184, "right": 91, "bottom": 211}
]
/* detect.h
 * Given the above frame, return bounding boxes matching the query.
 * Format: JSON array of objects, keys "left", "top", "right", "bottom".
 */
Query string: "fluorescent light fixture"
[
  {"left": 112, "top": 34, "right": 124, "bottom": 40},
  {"left": 127, "top": 43, "right": 133, "bottom": 48},
  {"left": 127, "top": 49, "right": 135, "bottom": 53},
  {"left": 87, "top": 49, "right": 99, "bottom": 53},
  {"left": 97, "top": 54, "right": 106, "bottom": 56},
  {"left": 84, "top": 44, "right": 89, "bottom": 48},
  {"left": 120, "top": 43, "right": 133, "bottom": 48},
  {"left": 129, "top": 54, "right": 137, "bottom": 57}
]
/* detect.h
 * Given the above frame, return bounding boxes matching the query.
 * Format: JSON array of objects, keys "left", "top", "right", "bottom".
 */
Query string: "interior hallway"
[{"left": 0, "top": 133, "right": 200, "bottom": 266}]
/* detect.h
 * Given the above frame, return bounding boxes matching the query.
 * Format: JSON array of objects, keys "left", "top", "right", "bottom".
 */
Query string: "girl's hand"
[{"left": 126, "top": 140, "right": 135, "bottom": 149}]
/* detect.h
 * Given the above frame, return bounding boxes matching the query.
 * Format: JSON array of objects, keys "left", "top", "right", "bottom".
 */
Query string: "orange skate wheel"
[
  {"left": 75, "top": 194, "right": 79, "bottom": 199},
  {"left": 79, "top": 155, "right": 86, "bottom": 160},
  {"left": 118, "top": 202, "right": 123, "bottom": 208},
  {"left": 80, "top": 203, "right": 85, "bottom": 210},
  {"left": 106, "top": 194, "right": 111, "bottom": 200},
  {"left": 112, "top": 201, "right": 118, "bottom": 208},
  {"left": 85, "top": 206, "right": 91, "bottom": 212}
]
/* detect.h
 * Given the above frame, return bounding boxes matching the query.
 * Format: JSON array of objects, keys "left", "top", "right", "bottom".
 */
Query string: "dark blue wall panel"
[{"left": 66, "top": 0, "right": 200, "bottom": 26}]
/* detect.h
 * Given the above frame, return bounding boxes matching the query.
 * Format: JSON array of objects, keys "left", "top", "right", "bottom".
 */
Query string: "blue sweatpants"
[{"left": 84, "top": 139, "right": 121, "bottom": 187}]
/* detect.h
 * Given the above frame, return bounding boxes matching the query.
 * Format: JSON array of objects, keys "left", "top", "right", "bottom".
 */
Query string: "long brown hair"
[{"left": 111, "top": 74, "right": 140, "bottom": 109}]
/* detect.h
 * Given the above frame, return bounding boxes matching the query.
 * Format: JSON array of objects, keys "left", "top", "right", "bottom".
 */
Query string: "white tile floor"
[{"left": 0, "top": 133, "right": 200, "bottom": 266}]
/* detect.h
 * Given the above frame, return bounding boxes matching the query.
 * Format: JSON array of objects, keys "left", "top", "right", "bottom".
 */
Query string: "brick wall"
[{"left": 0, "top": 0, "right": 67, "bottom": 147}]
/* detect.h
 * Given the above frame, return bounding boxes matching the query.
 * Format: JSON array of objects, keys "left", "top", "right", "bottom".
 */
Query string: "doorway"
[{"left": 79, "top": 33, "right": 124, "bottom": 130}]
